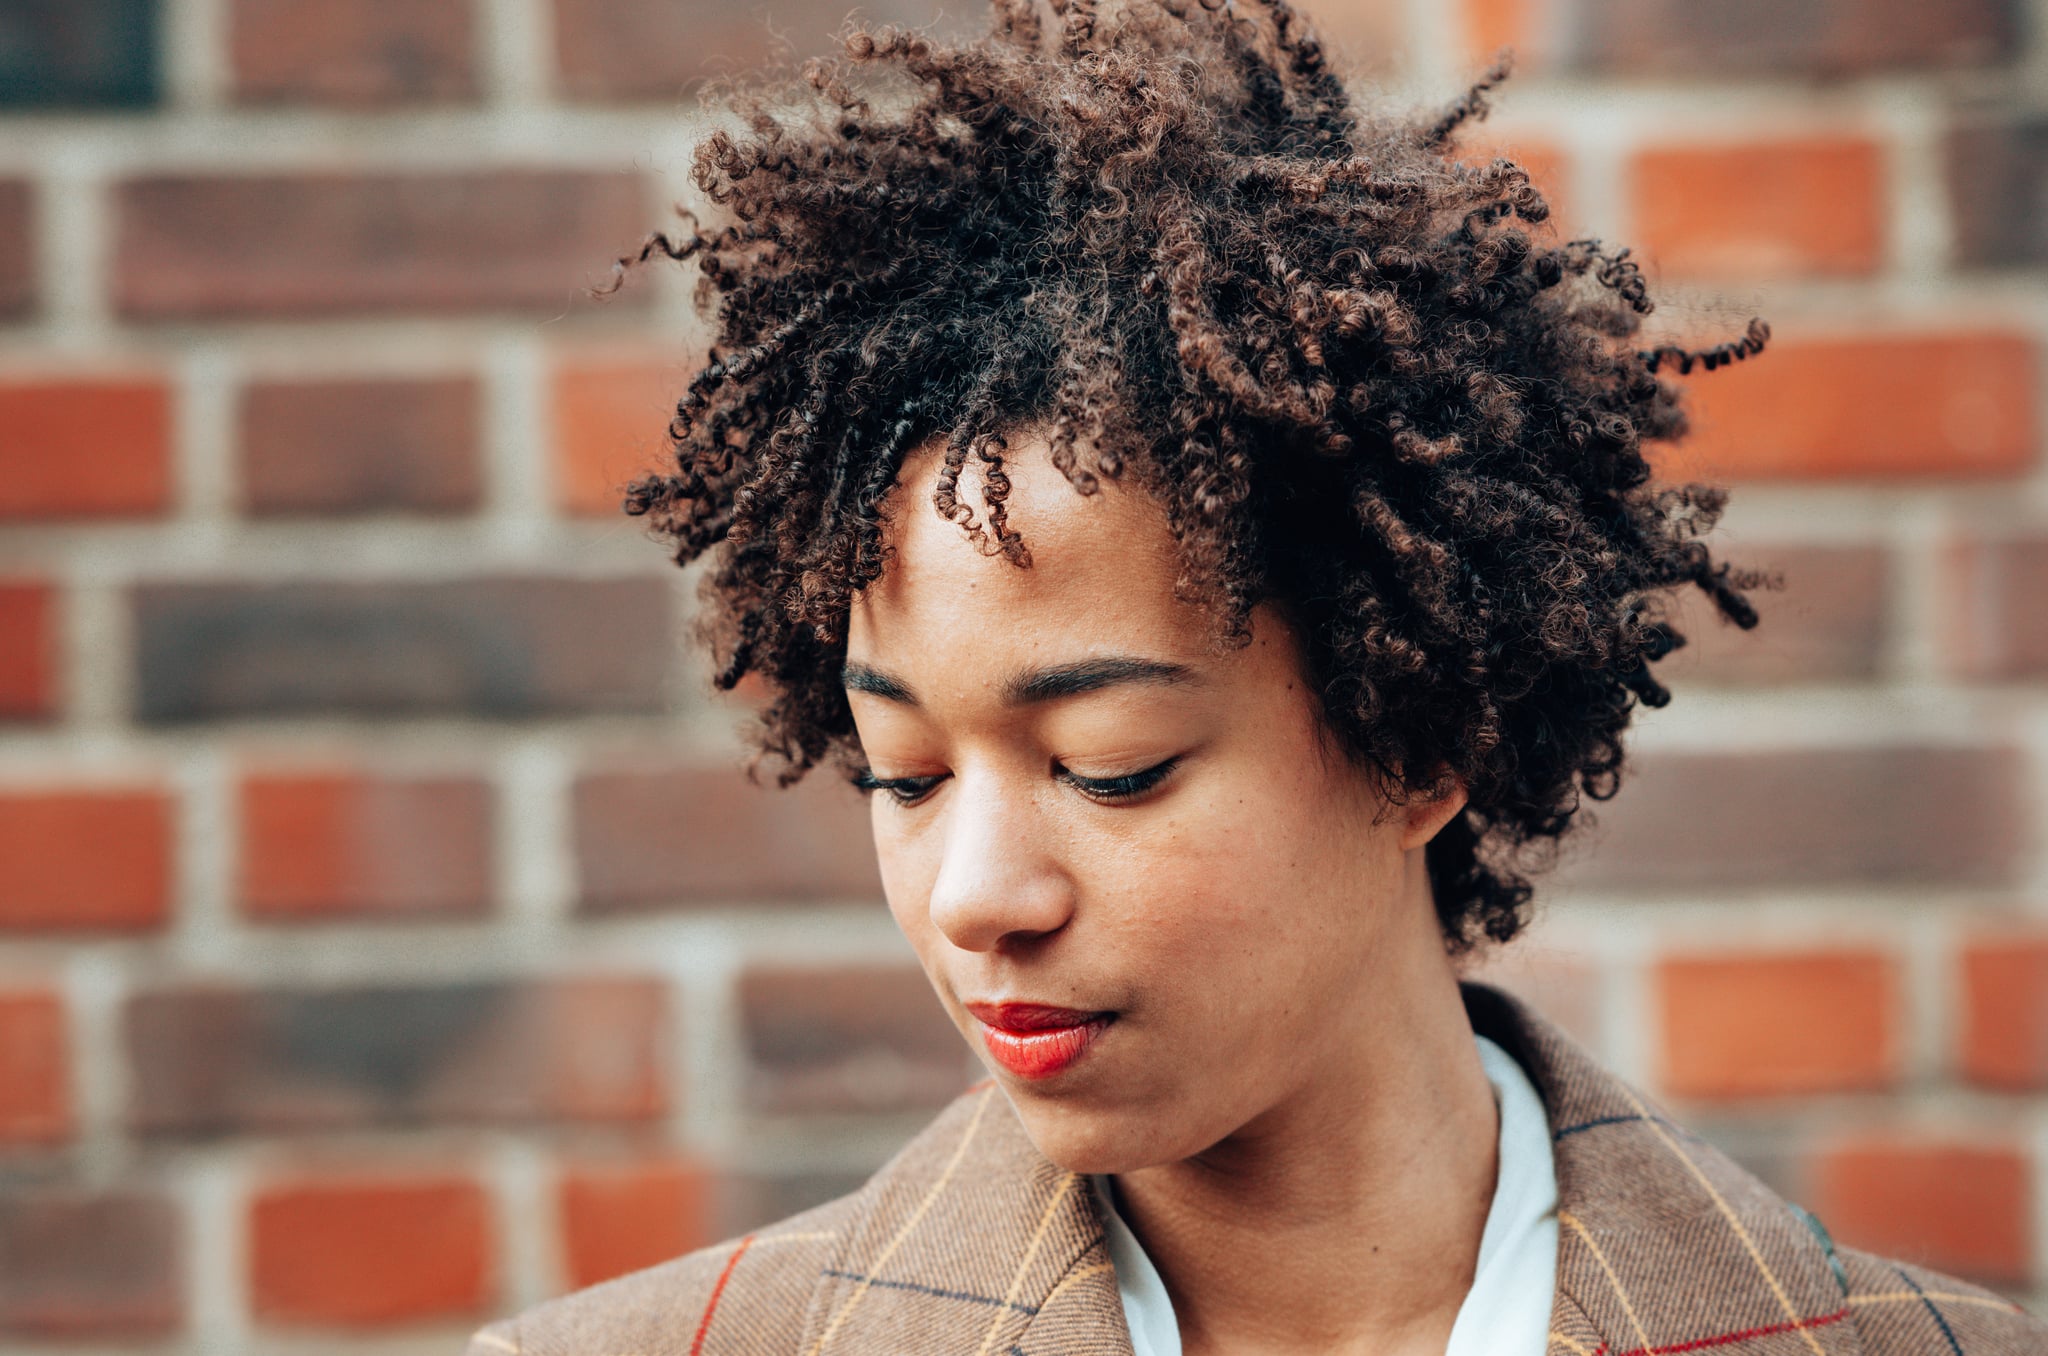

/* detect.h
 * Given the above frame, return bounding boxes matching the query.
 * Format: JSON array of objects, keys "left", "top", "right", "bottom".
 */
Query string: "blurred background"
[{"left": 0, "top": 0, "right": 2045, "bottom": 1349}]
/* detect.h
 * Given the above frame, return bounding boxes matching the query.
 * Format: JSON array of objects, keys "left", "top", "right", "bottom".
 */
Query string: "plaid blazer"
[{"left": 466, "top": 983, "right": 2043, "bottom": 1355}]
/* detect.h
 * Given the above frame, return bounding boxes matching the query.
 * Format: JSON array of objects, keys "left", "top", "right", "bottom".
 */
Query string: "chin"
[{"left": 999, "top": 1085, "right": 1196, "bottom": 1176}]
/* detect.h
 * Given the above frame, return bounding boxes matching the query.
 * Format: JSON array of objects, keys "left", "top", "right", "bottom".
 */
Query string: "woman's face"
[{"left": 843, "top": 434, "right": 1464, "bottom": 1172}]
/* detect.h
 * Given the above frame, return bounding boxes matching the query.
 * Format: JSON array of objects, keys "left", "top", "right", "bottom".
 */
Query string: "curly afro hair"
[{"left": 613, "top": 0, "right": 1772, "bottom": 953}]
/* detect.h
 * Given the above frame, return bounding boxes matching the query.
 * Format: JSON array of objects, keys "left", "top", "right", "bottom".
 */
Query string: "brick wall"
[{"left": 0, "top": 0, "right": 2044, "bottom": 1347}]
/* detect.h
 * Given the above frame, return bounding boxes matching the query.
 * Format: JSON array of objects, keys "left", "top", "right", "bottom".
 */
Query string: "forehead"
[{"left": 846, "top": 433, "right": 1201, "bottom": 666}]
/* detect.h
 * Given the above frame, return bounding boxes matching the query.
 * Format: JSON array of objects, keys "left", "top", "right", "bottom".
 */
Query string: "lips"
[{"left": 964, "top": 1001, "right": 1116, "bottom": 1080}]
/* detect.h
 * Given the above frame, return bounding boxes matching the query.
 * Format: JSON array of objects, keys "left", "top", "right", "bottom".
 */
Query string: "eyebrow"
[{"left": 841, "top": 655, "right": 1200, "bottom": 707}]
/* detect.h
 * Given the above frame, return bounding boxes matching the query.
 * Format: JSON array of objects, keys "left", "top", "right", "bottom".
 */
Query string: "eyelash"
[{"left": 851, "top": 756, "right": 1182, "bottom": 808}]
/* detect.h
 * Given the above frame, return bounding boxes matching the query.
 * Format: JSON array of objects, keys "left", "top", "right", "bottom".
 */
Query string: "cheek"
[
  {"left": 870, "top": 806, "right": 971, "bottom": 985},
  {"left": 1089, "top": 752, "right": 1398, "bottom": 1001}
]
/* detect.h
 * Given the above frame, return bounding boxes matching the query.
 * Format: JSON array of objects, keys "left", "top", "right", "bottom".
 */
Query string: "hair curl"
[{"left": 613, "top": 0, "right": 1771, "bottom": 952}]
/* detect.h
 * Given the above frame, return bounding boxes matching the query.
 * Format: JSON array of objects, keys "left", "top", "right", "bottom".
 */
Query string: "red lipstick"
[{"left": 964, "top": 1002, "right": 1115, "bottom": 1080}]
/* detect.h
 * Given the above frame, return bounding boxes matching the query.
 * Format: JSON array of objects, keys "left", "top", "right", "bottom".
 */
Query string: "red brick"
[
  {"left": 240, "top": 376, "right": 481, "bottom": 516},
  {"left": 0, "top": 180, "right": 32, "bottom": 317},
  {"left": 1462, "top": 0, "right": 1539, "bottom": 68},
  {"left": 0, "top": 1190, "right": 181, "bottom": 1337},
  {"left": 126, "top": 977, "right": 668, "bottom": 1133},
  {"left": 558, "top": 1157, "right": 713, "bottom": 1288},
  {"left": 1959, "top": 934, "right": 2048, "bottom": 1089},
  {"left": 1948, "top": 116, "right": 2048, "bottom": 267},
  {"left": 554, "top": 0, "right": 969, "bottom": 101},
  {"left": 574, "top": 764, "right": 879, "bottom": 914},
  {"left": 131, "top": 576, "right": 674, "bottom": 721},
  {"left": 238, "top": 770, "right": 492, "bottom": 922},
  {"left": 0, "top": 789, "right": 172, "bottom": 932},
  {"left": 231, "top": 0, "right": 475, "bottom": 106},
  {"left": 114, "top": 172, "right": 649, "bottom": 319},
  {"left": 0, "top": 991, "right": 69, "bottom": 1144},
  {"left": 0, "top": 581, "right": 58, "bottom": 719},
  {"left": 1568, "top": 746, "right": 2025, "bottom": 892},
  {"left": 1810, "top": 1138, "right": 2032, "bottom": 1284},
  {"left": 739, "top": 964, "right": 970, "bottom": 1114},
  {"left": 1553, "top": 0, "right": 2019, "bottom": 76},
  {"left": 0, "top": 378, "right": 172, "bottom": 519},
  {"left": 250, "top": 1176, "right": 490, "bottom": 1326},
  {"left": 1665, "top": 332, "right": 2036, "bottom": 482},
  {"left": 552, "top": 358, "right": 683, "bottom": 516},
  {"left": 1947, "top": 537, "right": 2048, "bottom": 680},
  {"left": 1656, "top": 950, "right": 1899, "bottom": 1100},
  {"left": 1633, "top": 138, "right": 1884, "bottom": 278},
  {"left": 1656, "top": 543, "right": 1888, "bottom": 685}
]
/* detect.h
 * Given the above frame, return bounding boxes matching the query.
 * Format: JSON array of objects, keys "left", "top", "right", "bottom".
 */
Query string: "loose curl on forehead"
[{"left": 615, "top": 0, "right": 1770, "bottom": 953}]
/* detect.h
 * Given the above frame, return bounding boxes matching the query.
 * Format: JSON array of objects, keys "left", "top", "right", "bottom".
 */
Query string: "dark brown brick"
[
  {"left": 738, "top": 965, "right": 970, "bottom": 1115},
  {"left": 0, "top": 180, "right": 31, "bottom": 317},
  {"left": 1658, "top": 544, "right": 1888, "bottom": 686},
  {"left": 1565, "top": 746, "right": 2026, "bottom": 892},
  {"left": 0, "top": 0, "right": 159, "bottom": 108},
  {"left": 552, "top": 0, "right": 974, "bottom": 102},
  {"left": 574, "top": 764, "right": 879, "bottom": 913},
  {"left": 231, "top": 0, "right": 475, "bottom": 106},
  {"left": 130, "top": 576, "right": 673, "bottom": 722},
  {"left": 114, "top": 171, "right": 649, "bottom": 319},
  {"left": 240, "top": 376, "right": 482, "bottom": 517},
  {"left": 125, "top": 977, "right": 667, "bottom": 1134},
  {"left": 0, "top": 1190, "right": 180, "bottom": 1338},
  {"left": 1554, "top": 0, "right": 2019, "bottom": 76},
  {"left": 1948, "top": 117, "right": 2048, "bottom": 268},
  {"left": 718, "top": 1169, "right": 870, "bottom": 1238},
  {"left": 1948, "top": 537, "right": 2048, "bottom": 679}
]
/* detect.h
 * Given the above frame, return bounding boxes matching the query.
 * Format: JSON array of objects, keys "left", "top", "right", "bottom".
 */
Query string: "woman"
[{"left": 468, "top": 0, "right": 2043, "bottom": 1351}]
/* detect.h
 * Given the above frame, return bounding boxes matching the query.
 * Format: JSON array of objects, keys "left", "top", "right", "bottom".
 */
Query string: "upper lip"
[{"left": 963, "top": 1000, "right": 1114, "bottom": 1032}]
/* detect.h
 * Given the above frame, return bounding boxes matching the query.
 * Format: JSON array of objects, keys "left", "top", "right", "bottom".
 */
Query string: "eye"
[
  {"left": 1056, "top": 755, "right": 1182, "bottom": 803},
  {"left": 850, "top": 767, "right": 947, "bottom": 807}
]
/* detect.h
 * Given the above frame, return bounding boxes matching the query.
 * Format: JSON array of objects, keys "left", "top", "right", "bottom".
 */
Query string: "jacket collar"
[{"left": 795, "top": 982, "right": 1861, "bottom": 1355}]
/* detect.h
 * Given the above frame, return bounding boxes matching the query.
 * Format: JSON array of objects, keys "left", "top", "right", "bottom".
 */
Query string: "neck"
[{"left": 1107, "top": 860, "right": 1499, "bottom": 1356}]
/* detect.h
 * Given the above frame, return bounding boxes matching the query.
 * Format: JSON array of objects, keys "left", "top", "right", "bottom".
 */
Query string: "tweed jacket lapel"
[
  {"left": 791, "top": 1079, "right": 1132, "bottom": 1354},
  {"left": 794, "top": 983, "right": 1873, "bottom": 1355},
  {"left": 1465, "top": 984, "right": 1865, "bottom": 1356}
]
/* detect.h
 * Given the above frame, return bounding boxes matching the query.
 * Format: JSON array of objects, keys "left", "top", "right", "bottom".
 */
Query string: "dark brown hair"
[{"left": 611, "top": 0, "right": 1770, "bottom": 952}]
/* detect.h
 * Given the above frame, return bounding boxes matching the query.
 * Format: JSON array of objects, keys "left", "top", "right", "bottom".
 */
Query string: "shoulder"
[
  {"left": 460, "top": 1084, "right": 1011, "bottom": 1356},
  {"left": 1467, "top": 983, "right": 2047, "bottom": 1353},
  {"left": 463, "top": 1191, "right": 862, "bottom": 1356},
  {"left": 1838, "top": 1245, "right": 2046, "bottom": 1355}
]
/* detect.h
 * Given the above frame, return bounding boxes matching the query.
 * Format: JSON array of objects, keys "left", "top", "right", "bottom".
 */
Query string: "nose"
[{"left": 926, "top": 770, "right": 1076, "bottom": 953}]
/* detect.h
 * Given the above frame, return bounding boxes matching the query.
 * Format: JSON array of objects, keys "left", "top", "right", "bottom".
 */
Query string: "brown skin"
[{"left": 845, "top": 432, "right": 1496, "bottom": 1355}]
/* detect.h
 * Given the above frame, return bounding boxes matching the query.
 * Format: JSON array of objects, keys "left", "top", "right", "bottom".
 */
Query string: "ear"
[{"left": 1396, "top": 773, "right": 1469, "bottom": 853}]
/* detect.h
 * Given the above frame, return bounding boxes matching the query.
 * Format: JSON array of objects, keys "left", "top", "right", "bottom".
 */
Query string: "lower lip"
[{"left": 978, "top": 1015, "right": 1115, "bottom": 1080}]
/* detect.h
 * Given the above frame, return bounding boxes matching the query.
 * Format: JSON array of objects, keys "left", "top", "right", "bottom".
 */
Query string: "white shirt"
[{"left": 1087, "top": 1033, "right": 1559, "bottom": 1356}]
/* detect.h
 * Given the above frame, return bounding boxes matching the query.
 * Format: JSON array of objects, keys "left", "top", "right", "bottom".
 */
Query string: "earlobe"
[{"left": 1399, "top": 777, "right": 1470, "bottom": 853}]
